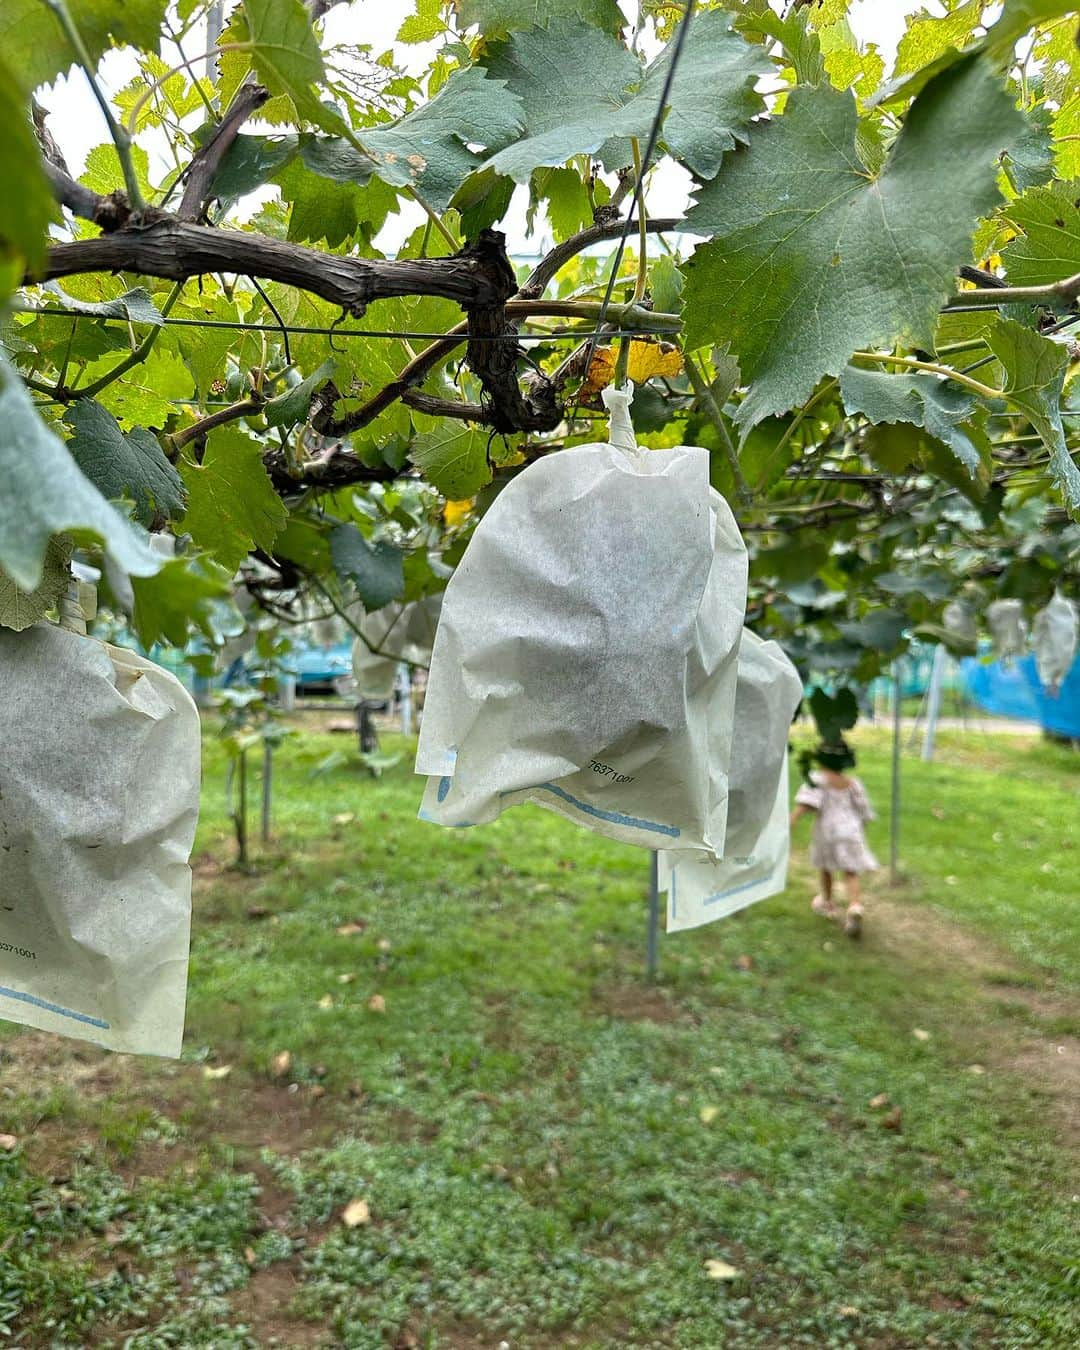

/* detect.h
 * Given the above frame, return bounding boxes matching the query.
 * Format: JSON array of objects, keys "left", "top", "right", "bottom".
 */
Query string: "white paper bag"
[
  {"left": 415, "top": 387, "right": 748, "bottom": 851},
  {"left": 352, "top": 596, "right": 441, "bottom": 702},
  {"left": 659, "top": 628, "right": 801, "bottom": 932},
  {"left": 1032, "top": 591, "right": 1078, "bottom": 693},
  {"left": 943, "top": 599, "right": 977, "bottom": 646},
  {"left": 661, "top": 758, "right": 790, "bottom": 932},
  {"left": 0, "top": 622, "right": 199, "bottom": 1056},
  {"left": 987, "top": 598, "right": 1027, "bottom": 663}
]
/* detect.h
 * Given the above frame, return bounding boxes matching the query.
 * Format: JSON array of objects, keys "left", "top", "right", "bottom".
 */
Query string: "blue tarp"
[{"left": 962, "top": 652, "right": 1080, "bottom": 738}]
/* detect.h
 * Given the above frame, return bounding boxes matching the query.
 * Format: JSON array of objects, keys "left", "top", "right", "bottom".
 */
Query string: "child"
[{"left": 790, "top": 740, "right": 878, "bottom": 937}]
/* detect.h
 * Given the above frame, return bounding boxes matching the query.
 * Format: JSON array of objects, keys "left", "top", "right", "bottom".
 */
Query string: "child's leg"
[
  {"left": 811, "top": 871, "right": 838, "bottom": 917},
  {"left": 843, "top": 872, "right": 863, "bottom": 937}
]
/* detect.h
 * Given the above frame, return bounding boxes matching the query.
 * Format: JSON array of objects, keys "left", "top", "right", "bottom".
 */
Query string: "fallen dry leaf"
[
  {"left": 704, "top": 1258, "right": 741, "bottom": 1280},
  {"left": 0, "top": 1134, "right": 18, "bottom": 1151},
  {"left": 912, "top": 1028, "right": 930, "bottom": 1042},
  {"left": 203, "top": 1064, "right": 231, "bottom": 1080},
  {"left": 868, "top": 1092, "right": 890, "bottom": 1110},
  {"left": 337, "top": 972, "right": 357, "bottom": 984},
  {"left": 699, "top": 1105, "right": 720, "bottom": 1125},
  {"left": 271, "top": 1050, "right": 292, "bottom": 1078},
  {"left": 377, "top": 937, "right": 392, "bottom": 953},
  {"left": 367, "top": 994, "right": 387, "bottom": 1014},
  {"left": 317, "top": 994, "right": 334, "bottom": 1010},
  {"left": 244, "top": 1246, "right": 257, "bottom": 1266},
  {"left": 967, "top": 1063, "right": 987, "bottom": 1075},
  {"left": 342, "top": 1197, "right": 371, "bottom": 1227},
  {"left": 881, "top": 1106, "right": 903, "bottom": 1131},
  {"left": 735, "top": 954, "right": 753, "bottom": 971},
  {"left": 333, "top": 812, "right": 355, "bottom": 826},
  {"left": 336, "top": 921, "right": 366, "bottom": 937},
  {"left": 931, "top": 805, "right": 945, "bottom": 820}
]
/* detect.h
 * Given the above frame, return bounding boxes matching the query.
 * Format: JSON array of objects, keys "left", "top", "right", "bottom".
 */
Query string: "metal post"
[
  {"left": 921, "top": 643, "right": 947, "bottom": 762},
  {"left": 261, "top": 741, "right": 273, "bottom": 844},
  {"left": 890, "top": 659, "right": 902, "bottom": 884},
  {"left": 646, "top": 853, "right": 660, "bottom": 981}
]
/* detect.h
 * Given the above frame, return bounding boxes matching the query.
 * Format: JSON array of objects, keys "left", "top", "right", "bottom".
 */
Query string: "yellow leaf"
[
  {"left": 626, "top": 340, "right": 683, "bottom": 385},
  {"left": 203, "top": 1064, "right": 231, "bottom": 1080},
  {"left": 444, "top": 498, "right": 474, "bottom": 527},
  {"left": 581, "top": 341, "right": 683, "bottom": 400},
  {"left": 318, "top": 994, "right": 334, "bottom": 1009},
  {"left": 367, "top": 993, "right": 387, "bottom": 1014},
  {"left": 699, "top": 1105, "right": 720, "bottom": 1125},
  {"left": 912, "top": 1027, "right": 930, "bottom": 1042},
  {"left": 342, "top": 1197, "right": 371, "bottom": 1227},
  {"left": 704, "top": 1258, "right": 741, "bottom": 1280},
  {"left": 271, "top": 1050, "right": 292, "bottom": 1078},
  {"left": 0, "top": 1133, "right": 18, "bottom": 1151}
]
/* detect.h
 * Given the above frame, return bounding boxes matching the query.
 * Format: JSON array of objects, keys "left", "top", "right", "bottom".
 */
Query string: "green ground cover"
[{"left": 0, "top": 725, "right": 1077, "bottom": 1347}]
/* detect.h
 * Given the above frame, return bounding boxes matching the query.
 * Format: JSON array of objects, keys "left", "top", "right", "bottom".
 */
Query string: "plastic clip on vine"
[{"left": 0, "top": 577, "right": 200, "bottom": 1055}]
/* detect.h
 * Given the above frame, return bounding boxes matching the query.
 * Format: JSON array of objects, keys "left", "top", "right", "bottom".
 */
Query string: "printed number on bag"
[{"left": 589, "top": 759, "right": 635, "bottom": 785}]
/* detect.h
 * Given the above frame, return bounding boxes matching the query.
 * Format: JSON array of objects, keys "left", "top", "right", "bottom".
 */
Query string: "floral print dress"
[{"left": 794, "top": 771, "right": 879, "bottom": 873}]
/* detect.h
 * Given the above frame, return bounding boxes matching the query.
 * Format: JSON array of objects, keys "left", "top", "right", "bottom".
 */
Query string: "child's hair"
[
  {"left": 798, "top": 738, "right": 856, "bottom": 782},
  {"left": 815, "top": 739, "right": 856, "bottom": 772}
]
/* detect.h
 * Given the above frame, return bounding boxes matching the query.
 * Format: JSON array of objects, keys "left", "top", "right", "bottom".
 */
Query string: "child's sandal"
[
  {"left": 811, "top": 894, "right": 839, "bottom": 920},
  {"left": 844, "top": 904, "right": 863, "bottom": 938}
]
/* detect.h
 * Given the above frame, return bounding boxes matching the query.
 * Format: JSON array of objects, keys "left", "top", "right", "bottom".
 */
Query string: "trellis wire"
[{"left": 18, "top": 311, "right": 679, "bottom": 344}]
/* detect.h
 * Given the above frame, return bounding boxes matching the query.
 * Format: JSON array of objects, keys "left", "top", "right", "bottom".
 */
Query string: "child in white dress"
[{"left": 790, "top": 741, "right": 878, "bottom": 937}]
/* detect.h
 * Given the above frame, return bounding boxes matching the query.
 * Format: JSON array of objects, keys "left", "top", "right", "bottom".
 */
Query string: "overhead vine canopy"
[{"left": 1, "top": 0, "right": 1078, "bottom": 681}]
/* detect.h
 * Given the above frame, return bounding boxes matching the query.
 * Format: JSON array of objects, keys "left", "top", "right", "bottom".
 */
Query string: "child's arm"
[
  {"left": 850, "top": 778, "right": 876, "bottom": 822},
  {"left": 789, "top": 803, "right": 813, "bottom": 827}
]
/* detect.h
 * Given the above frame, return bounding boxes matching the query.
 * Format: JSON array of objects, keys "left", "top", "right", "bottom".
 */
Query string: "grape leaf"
[
  {"left": 211, "top": 132, "right": 298, "bottom": 202},
  {"left": 92, "top": 347, "right": 193, "bottom": 430},
  {"left": 0, "top": 0, "right": 166, "bottom": 95},
  {"left": 0, "top": 358, "right": 160, "bottom": 590},
  {"left": 360, "top": 67, "right": 523, "bottom": 212},
  {"left": 456, "top": 0, "right": 625, "bottom": 38},
  {"left": 63, "top": 399, "right": 185, "bottom": 526},
  {"left": 329, "top": 524, "right": 405, "bottom": 610},
  {"left": 264, "top": 360, "right": 335, "bottom": 427},
  {"left": 894, "top": 1, "right": 983, "bottom": 76},
  {"left": 1000, "top": 180, "right": 1080, "bottom": 287},
  {"left": 243, "top": 0, "right": 342, "bottom": 131},
  {"left": 0, "top": 54, "right": 58, "bottom": 275},
  {"left": 984, "top": 318, "right": 1080, "bottom": 515},
  {"left": 131, "top": 553, "right": 232, "bottom": 648},
  {"left": 410, "top": 424, "right": 492, "bottom": 498},
  {"left": 39, "top": 284, "right": 164, "bottom": 326},
  {"left": 482, "top": 13, "right": 766, "bottom": 183},
  {"left": 0, "top": 535, "right": 72, "bottom": 632},
  {"left": 179, "top": 427, "right": 287, "bottom": 571},
  {"left": 683, "top": 57, "right": 1023, "bottom": 430},
  {"left": 839, "top": 366, "right": 987, "bottom": 478}
]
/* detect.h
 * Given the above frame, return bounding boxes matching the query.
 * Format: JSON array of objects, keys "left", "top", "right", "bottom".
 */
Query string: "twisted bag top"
[
  {"left": 416, "top": 387, "right": 749, "bottom": 851},
  {"left": 0, "top": 622, "right": 199, "bottom": 1056}
]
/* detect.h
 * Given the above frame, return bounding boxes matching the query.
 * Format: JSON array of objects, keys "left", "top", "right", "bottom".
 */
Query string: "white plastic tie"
[{"left": 602, "top": 383, "right": 638, "bottom": 455}]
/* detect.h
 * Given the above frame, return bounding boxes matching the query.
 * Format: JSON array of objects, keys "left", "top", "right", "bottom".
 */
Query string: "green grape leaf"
[
  {"left": 39, "top": 284, "right": 164, "bottom": 326},
  {"left": 648, "top": 254, "right": 684, "bottom": 316},
  {"left": 456, "top": 0, "right": 625, "bottom": 38},
  {"left": 0, "top": 53, "right": 58, "bottom": 275},
  {"left": 80, "top": 141, "right": 153, "bottom": 200},
  {"left": 482, "top": 13, "right": 766, "bottom": 183},
  {"left": 243, "top": 0, "right": 341, "bottom": 131},
  {"left": 0, "top": 358, "right": 160, "bottom": 590},
  {"left": 732, "top": 3, "right": 826, "bottom": 86},
  {"left": 131, "top": 553, "right": 232, "bottom": 649},
  {"left": 835, "top": 610, "right": 908, "bottom": 652},
  {"left": 683, "top": 57, "right": 1023, "bottom": 431},
  {"left": 1000, "top": 180, "right": 1080, "bottom": 287},
  {"left": 264, "top": 359, "right": 335, "bottom": 427},
  {"left": 819, "top": 19, "right": 884, "bottom": 99},
  {"left": 398, "top": 0, "right": 445, "bottom": 44},
  {"left": 984, "top": 317, "right": 1080, "bottom": 516},
  {"left": 0, "top": 535, "right": 72, "bottom": 632},
  {"left": 210, "top": 132, "right": 298, "bottom": 202},
  {"left": 179, "top": 426, "right": 287, "bottom": 571},
  {"left": 839, "top": 366, "right": 986, "bottom": 479},
  {"left": 63, "top": 399, "right": 185, "bottom": 527},
  {"left": 329, "top": 524, "right": 406, "bottom": 610},
  {"left": 361, "top": 67, "right": 523, "bottom": 211},
  {"left": 894, "top": 0, "right": 983, "bottom": 77},
  {"left": 0, "top": 0, "right": 166, "bottom": 94},
  {"left": 91, "top": 346, "right": 193, "bottom": 429},
  {"left": 410, "top": 423, "right": 492, "bottom": 498}
]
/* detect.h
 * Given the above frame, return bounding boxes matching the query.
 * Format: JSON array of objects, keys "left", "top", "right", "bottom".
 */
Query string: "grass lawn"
[{"left": 0, "top": 720, "right": 1077, "bottom": 1348}]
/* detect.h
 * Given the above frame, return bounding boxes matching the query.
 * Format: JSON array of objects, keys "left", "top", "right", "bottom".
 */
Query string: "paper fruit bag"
[
  {"left": 415, "top": 388, "right": 747, "bottom": 851},
  {"left": 0, "top": 622, "right": 199, "bottom": 1055}
]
